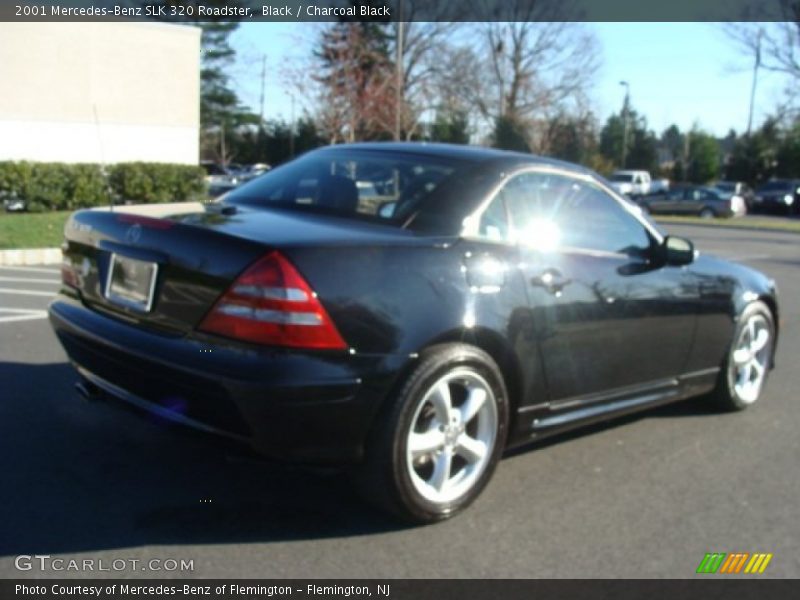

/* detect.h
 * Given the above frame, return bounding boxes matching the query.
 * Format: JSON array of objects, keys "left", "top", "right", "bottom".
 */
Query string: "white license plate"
[{"left": 105, "top": 254, "right": 158, "bottom": 312}]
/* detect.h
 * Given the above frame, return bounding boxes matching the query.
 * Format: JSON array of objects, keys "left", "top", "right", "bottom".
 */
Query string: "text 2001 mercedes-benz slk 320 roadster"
[{"left": 50, "top": 143, "right": 778, "bottom": 523}]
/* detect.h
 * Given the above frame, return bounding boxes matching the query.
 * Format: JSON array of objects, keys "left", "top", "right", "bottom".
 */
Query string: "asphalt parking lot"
[{"left": 1, "top": 223, "right": 798, "bottom": 579}]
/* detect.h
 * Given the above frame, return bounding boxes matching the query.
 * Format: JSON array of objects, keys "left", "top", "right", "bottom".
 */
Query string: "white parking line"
[
  {"left": 0, "top": 276, "right": 60, "bottom": 284},
  {"left": 0, "top": 309, "right": 48, "bottom": 323},
  {"left": 0, "top": 288, "right": 55, "bottom": 297},
  {"left": 0, "top": 265, "right": 60, "bottom": 274}
]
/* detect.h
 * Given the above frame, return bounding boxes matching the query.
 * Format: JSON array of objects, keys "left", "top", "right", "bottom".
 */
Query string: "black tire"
[
  {"left": 699, "top": 207, "right": 716, "bottom": 219},
  {"left": 355, "top": 344, "right": 509, "bottom": 524},
  {"left": 710, "top": 301, "right": 775, "bottom": 411}
]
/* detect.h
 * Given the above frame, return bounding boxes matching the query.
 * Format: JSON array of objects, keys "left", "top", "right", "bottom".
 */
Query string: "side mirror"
[
  {"left": 663, "top": 235, "right": 695, "bottom": 266},
  {"left": 378, "top": 201, "right": 397, "bottom": 218}
]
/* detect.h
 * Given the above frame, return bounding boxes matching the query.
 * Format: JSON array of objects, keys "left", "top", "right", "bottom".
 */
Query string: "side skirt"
[{"left": 510, "top": 367, "right": 720, "bottom": 444}]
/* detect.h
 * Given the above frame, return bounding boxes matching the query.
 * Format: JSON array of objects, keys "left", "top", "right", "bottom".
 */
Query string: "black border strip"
[{"left": 1, "top": 0, "right": 797, "bottom": 23}]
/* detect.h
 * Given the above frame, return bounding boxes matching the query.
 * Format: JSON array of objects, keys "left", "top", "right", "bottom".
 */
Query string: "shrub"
[
  {"left": 108, "top": 163, "right": 205, "bottom": 204},
  {"left": 0, "top": 161, "right": 206, "bottom": 211}
]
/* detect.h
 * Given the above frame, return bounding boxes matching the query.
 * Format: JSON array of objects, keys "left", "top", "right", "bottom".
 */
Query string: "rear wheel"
[
  {"left": 699, "top": 207, "right": 716, "bottom": 219},
  {"left": 711, "top": 301, "right": 775, "bottom": 411},
  {"left": 356, "top": 344, "right": 508, "bottom": 523}
]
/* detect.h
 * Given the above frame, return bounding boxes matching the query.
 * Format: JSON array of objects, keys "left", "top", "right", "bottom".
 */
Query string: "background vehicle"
[
  {"left": 713, "top": 180, "right": 755, "bottom": 210},
  {"left": 649, "top": 178, "right": 670, "bottom": 195},
  {"left": 642, "top": 184, "right": 746, "bottom": 218},
  {"left": 752, "top": 179, "right": 800, "bottom": 215},
  {"left": 238, "top": 163, "right": 272, "bottom": 182},
  {"left": 201, "top": 161, "right": 241, "bottom": 197},
  {"left": 1, "top": 191, "right": 26, "bottom": 212},
  {"left": 50, "top": 143, "right": 778, "bottom": 523},
  {"left": 608, "top": 170, "right": 651, "bottom": 197}
]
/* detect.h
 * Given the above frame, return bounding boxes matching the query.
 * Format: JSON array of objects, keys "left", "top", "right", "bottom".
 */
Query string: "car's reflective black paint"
[{"left": 49, "top": 143, "right": 779, "bottom": 467}]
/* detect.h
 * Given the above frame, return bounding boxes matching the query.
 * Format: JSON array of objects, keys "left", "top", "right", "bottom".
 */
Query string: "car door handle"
[{"left": 531, "top": 269, "right": 571, "bottom": 295}]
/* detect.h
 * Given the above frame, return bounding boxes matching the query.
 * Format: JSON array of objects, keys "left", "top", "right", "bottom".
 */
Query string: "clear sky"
[{"left": 228, "top": 21, "right": 790, "bottom": 138}]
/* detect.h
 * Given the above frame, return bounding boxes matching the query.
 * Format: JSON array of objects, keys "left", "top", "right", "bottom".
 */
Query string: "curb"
[
  {"left": 654, "top": 219, "right": 800, "bottom": 236},
  {"left": 0, "top": 247, "right": 62, "bottom": 266}
]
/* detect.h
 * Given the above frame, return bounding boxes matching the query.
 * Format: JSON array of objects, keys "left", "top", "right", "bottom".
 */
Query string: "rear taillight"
[{"left": 199, "top": 251, "right": 347, "bottom": 350}]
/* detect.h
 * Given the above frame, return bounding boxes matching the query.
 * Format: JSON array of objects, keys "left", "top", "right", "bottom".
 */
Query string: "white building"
[{"left": 0, "top": 22, "right": 201, "bottom": 165}]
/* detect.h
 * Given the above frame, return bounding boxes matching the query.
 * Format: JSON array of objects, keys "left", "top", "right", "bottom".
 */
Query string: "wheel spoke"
[
  {"left": 743, "top": 361, "right": 756, "bottom": 384},
  {"left": 456, "top": 434, "right": 487, "bottom": 464},
  {"left": 732, "top": 348, "right": 751, "bottom": 365},
  {"left": 409, "top": 429, "right": 445, "bottom": 458},
  {"left": 430, "top": 381, "right": 454, "bottom": 423},
  {"left": 747, "top": 317, "right": 756, "bottom": 344},
  {"left": 751, "top": 358, "right": 765, "bottom": 379},
  {"left": 430, "top": 450, "right": 452, "bottom": 492},
  {"left": 751, "top": 329, "right": 769, "bottom": 353},
  {"left": 460, "top": 387, "right": 487, "bottom": 423}
]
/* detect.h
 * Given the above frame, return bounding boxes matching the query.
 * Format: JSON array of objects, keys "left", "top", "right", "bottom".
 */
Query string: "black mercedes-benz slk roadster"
[{"left": 50, "top": 143, "right": 779, "bottom": 522}]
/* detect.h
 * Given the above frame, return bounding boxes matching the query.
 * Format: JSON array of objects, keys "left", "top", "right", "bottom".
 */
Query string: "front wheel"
[
  {"left": 711, "top": 301, "right": 775, "bottom": 411},
  {"left": 699, "top": 207, "right": 716, "bottom": 219},
  {"left": 356, "top": 344, "right": 509, "bottom": 523}
]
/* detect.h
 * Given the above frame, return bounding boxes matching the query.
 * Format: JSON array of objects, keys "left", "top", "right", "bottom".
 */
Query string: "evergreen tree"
[
  {"left": 491, "top": 115, "right": 530, "bottom": 152},
  {"left": 428, "top": 110, "right": 470, "bottom": 144},
  {"left": 199, "top": 22, "right": 257, "bottom": 162},
  {"left": 686, "top": 130, "right": 720, "bottom": 183}
]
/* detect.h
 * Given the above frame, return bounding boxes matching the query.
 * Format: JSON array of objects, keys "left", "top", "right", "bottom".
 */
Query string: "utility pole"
[
  {"left": 259, "top": 54, "right": 267, "bottom": 126},
  {"left": 746, "top": 30, "right": 762, "bottom": 136},
  {"left": 394, "top": 1, "right": 405, "bottom": 141},
  {"left": 289, "top": 94, "right": 295, "bottom": 158},
  {"left": 619, "top": 81, "right": 630, "bottom": 168}
]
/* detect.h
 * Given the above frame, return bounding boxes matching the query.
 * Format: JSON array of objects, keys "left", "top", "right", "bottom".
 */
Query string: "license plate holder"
[{"left": 105, "top": 253, "right": 158, "bottom": 313}]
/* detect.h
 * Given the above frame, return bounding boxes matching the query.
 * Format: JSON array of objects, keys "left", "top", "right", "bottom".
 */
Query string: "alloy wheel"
[
  {"left": 405, "top": 369, "right": 498, "bottom": 504},
  {"left": 730, "top": 314, "right": 771, "bottom": 404}
]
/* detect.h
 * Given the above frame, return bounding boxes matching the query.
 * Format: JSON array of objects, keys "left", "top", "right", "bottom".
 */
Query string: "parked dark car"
[
  {"left": 641, "top": 185, "right": 745, "bottom": 218},
  {"left": 713, "top": 181, "right": 755, "bottom": 210},
  {"left": 752, "top": 179, "right": 800, "bottom": 215},
  {"left": 50, "top": 143, "right": 779, "bottom": 523}
]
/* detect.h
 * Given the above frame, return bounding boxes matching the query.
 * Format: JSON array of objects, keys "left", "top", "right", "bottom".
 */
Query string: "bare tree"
[
  {"left": 725, "top": 2, "right": 800, "bottom": 120},
  {"left": 432, "top": 0, "right": 600, "bottom": 150},
  {"left": 385, "top": 17, "right": 462, "bottom": 139}
]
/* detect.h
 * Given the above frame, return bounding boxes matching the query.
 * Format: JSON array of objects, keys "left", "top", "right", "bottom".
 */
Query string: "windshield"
[
  {"left": 224, "top": 150, "right": 461, "bottom": 224},
  {"left": 758, "top": 181, "right": 792, "bottom": 192},
  {"left": 610, "top": 173, "right": 634, "bottom": 182}
]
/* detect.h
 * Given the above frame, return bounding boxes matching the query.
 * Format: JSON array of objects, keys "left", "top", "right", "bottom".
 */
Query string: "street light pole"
[
  {"left": 620, "top": 81, "right": 630, "bottom": 168},
  {"left": 259, "top": 53, "right": 267, "bottom": 126},
  {"left": 746, "top": 30, "right": 762, "bottom": 136}
]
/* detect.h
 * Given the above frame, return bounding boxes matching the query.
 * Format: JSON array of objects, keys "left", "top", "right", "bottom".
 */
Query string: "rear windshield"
[{"left": 224, "top": 150, "right": 461, "bottom": 225}]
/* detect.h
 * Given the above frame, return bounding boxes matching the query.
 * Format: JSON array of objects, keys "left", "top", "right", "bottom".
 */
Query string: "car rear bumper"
[{"left": 49, "top": 294, "right": 406, "bottom": 464}]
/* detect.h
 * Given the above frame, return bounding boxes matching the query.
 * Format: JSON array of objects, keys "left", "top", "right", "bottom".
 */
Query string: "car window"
[
  {"left": 484, "top": 171, "right": 651, "bottom": 255},
  {"left": 226, "top": 151, "right": 458, "bottom": 222},
  {"left": 478, "top": 195, "right": 509, "bottom": 242},
  {"left": 611, "top": 173, "right": 634, "bottom": 182}
]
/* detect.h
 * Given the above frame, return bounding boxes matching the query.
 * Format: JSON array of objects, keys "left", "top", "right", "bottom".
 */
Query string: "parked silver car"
[{"left": 641, "top": 185, "right": 746, "bottom": 218}]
